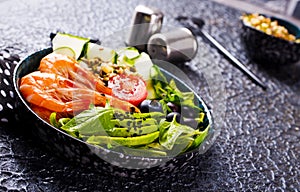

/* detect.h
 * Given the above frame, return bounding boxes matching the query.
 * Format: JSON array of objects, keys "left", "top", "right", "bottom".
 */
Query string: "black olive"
[
  {"left": 139, "top": 100, "right": 163, "bottom": 113},
  {"left": 167, "top": 102, "right": 180, "bottom": 112},
  {"left": 180, "top": 105, "right": 199, "bottom": 119},
  {"left": 166, "top": 112, "right": 181, "bottom": 123},
  {"left": 139, "top": 100, "right": 151, "bottom": 113}
]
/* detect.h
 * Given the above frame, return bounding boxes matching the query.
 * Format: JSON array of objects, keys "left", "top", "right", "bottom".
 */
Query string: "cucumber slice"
[
  {"left": 134, "top": 52, "right": 153, "bottom": 80},
  {"left": 118, "top": 47, "right": 140, "bottom": 60},
  {"left": 134, "top": 53, "right": 156, "bottom": 99},
  {"left": 53, "top": 47, "right": 76, "bottom": 59},
  {"left": 86, "top": 42, "right": 116, "bottom": 62},
  {"left": 52, "top": 32, "right": 89, "bottom": 60},
  {"left": 117, "top": 47, "right": 140, "bottom": 66}
]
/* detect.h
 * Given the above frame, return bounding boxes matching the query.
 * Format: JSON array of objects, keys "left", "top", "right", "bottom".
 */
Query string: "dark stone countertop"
[{"left": 0, "top": 0, "right": 299, "bottom": 191}]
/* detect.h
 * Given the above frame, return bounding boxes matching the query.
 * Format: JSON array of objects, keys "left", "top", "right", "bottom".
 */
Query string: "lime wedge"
[
  {"left": 86, "top": 42, "right": 116, "bottom": 62},
  {"left": 52, "top": 32, "right": 89, "bottom": 60},
  {"left": 53, "top": 47, "right": 76, "bottom": 59}
]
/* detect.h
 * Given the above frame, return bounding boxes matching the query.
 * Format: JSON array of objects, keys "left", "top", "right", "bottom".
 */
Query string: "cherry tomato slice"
[{"left": 108, "top": 74, "right": 148, "bottom": 106}]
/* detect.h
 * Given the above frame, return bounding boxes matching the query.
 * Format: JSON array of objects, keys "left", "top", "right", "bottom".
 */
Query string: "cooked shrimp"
[
  {"left": 20, "top": 71, "right": 91, "bottom": 112},
  {"left": 56, "top": 88, "right": 141, "bottom": 113},
  {"left": 39, "top": 52, "right": 112, "bottom": 95},
  {"left": 20, "top": 71, "right": 140, "bottom": 113},
  {"left": 30, "top": 104, "right": 70, "bottom": 122},
  {"left": 107, "top": 96, "right": 141, "bottom": 113}
]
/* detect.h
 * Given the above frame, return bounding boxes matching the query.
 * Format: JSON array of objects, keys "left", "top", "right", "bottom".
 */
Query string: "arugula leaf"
[
  {"left": 188, "top": 124, "right": 210, "bottom": 150},
  {"left": 151, "top": 65, "right": 168, "bottom": 86},
  {"left": 159, "top": 116, "right": 200, "bottom": 150},
  {"left": 150, "top": 65, "right": 202, "bottom": 111}
]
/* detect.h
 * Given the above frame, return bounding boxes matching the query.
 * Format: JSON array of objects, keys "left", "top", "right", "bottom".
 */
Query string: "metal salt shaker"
[
  {"left": 126, "top": 5, "right": 164, "bottom": 52},
  {"left": 147, "top": 28, "right": 198, "bottom": 62}
]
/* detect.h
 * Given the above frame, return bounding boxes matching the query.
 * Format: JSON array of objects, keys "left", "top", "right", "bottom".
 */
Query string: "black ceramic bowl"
[
  {"left": 13, "top": 48, "right": 215, "bottom": 178},
  {"left": 240, "top": 14, "right": 300, "bottom": 66}
]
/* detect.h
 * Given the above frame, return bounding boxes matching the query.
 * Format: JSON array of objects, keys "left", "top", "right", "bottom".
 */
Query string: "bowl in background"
[{"left": 240, "top": 13, "right": 300, "bottom": 66}]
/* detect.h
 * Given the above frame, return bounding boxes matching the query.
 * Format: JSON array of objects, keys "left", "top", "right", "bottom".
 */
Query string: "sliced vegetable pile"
[{"left": 20, "top": 32, "right": 211, "bottom": 157}]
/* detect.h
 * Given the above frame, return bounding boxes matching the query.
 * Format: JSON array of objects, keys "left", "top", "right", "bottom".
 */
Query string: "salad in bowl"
[{"left": 14, "top": 32, "right": 213, "bottom": 170}]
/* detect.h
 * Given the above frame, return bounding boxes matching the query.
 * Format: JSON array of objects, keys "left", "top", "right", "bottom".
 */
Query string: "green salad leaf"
[
  {"left": 150, "top": 65, "right": 203, "bottom": 111},
  {"left": 189, "top": 125, "right": 210, "bottom": 150},
  {"left": 48, "top": 63, "right": 211, "bottom": 156},
  {"left": 159, "top": 116, "right": 201, "bottom": 150},
  {"left": 51, "top": 106, "right": 116, "bottom": 138}
]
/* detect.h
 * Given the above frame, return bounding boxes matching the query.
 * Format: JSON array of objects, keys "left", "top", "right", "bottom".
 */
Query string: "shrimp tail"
[
  {"left": 30, "top": 105, "right": 70, "bottom": 123},
  {"left": 107, "top": 96, "right": 140, "bottom": 113}
]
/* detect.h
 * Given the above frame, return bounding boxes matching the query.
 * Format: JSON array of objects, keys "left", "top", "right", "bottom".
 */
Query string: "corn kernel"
[{"left": 242, "top": 13, "right": 298, "bottom": 42}]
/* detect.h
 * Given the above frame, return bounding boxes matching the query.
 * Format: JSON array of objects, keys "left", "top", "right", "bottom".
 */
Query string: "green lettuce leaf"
[
  {"left": 60, "top": 106, "right": 116, "bottom": 138},
  {"left": 159, "top": 116, "right": 201, "bottom": 150},
  {"left": 150, "top": 65, "right": 203, "bottom": 111}
]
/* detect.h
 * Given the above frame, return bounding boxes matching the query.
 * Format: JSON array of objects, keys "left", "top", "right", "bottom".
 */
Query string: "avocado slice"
[
  {"left": 86, "top": 131, "right": 159, "bottom": 147},
  {"left": 107, "top": 124, "right": 159, "bottom": 137}
]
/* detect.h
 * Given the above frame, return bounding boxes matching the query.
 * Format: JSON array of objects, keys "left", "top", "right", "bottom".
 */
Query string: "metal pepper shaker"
[
  {"left": 147, "top": 27, "right": 198, "bottom": 62},
  {"left": 126, "top": 5, "right": 164, "bottom": 52}
]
